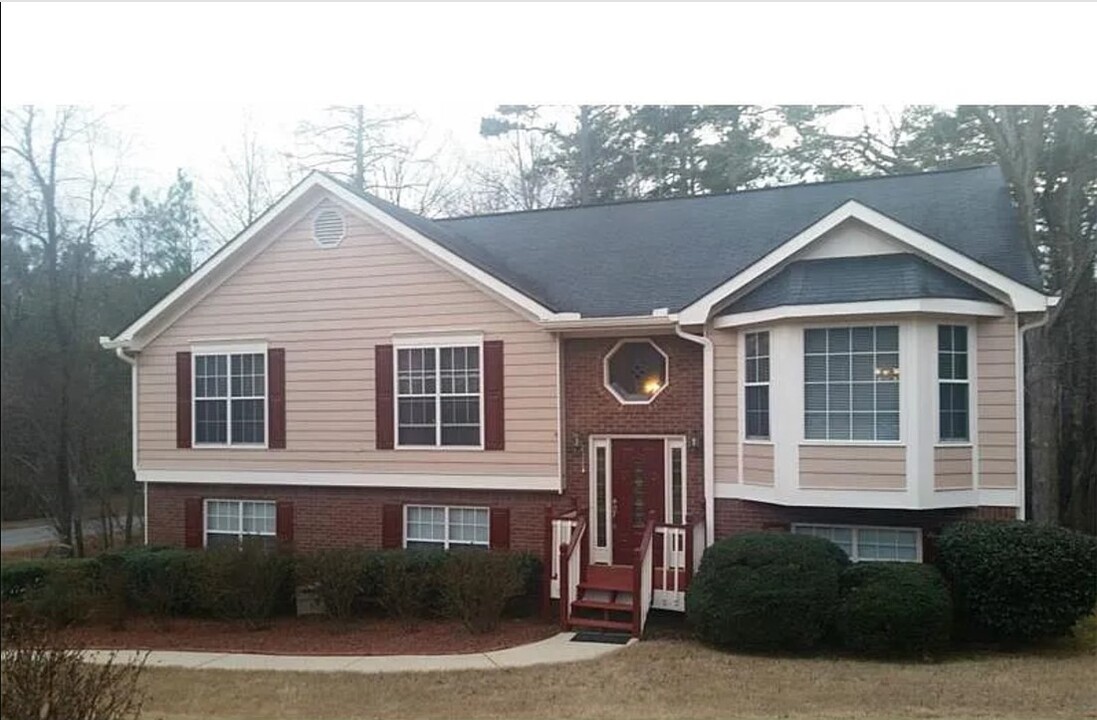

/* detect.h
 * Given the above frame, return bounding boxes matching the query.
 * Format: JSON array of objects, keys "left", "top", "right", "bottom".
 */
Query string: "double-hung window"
[
  {"left": 205, "top": 499, "right": 276, "bottom": 549},
  {"left": 938, "top": 325, "right": 970, "bottom": 442},
  {"left": 194, "top": 350, "right": 266, "bottom": 446},
  {"left": 396, "top": 345, "right": 481, "bottom": 447},
  {"left": 744, "top": 331, "right": 770, "bottom": 439},
  {"left": 405, "top": 505, "right": 489, "bottom": 549},
  {"left": 792, "top": 524, "right": 921, "bottom": 562},
  {"left": 804, "top": 326, "right": 899, "bottom": 441}
]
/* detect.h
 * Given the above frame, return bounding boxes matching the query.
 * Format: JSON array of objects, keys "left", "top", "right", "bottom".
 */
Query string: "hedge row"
[
  {"left": 686, "top": 521, "right": 1096, "bottom": 655},
  {"left": 0, "top": 544, "right": 541, "bottom": 634}
]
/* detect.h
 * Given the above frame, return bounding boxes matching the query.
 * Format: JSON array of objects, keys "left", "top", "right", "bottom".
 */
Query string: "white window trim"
[
  {"left": 589, "top": 437, "right": 612, "bottom": 564},
  {"left": 191, "top": 342, "right": 269, "bottom": 449},
  {"left": 743, "top": 330, "right": 771, "bottom": 441},
  {"left": 203, "top": 498, "right": 276, "bottom": 548},
  {"left": 392, "top": 335, "right": 485, "bottom": 451},
  {"left": 802, "top": 323, "right": 901, "bottom": 444},
  {"left": 936, "top": 323, "right": 974, "bottom": 445},
  {"left": 665, "top": 438, "right": 688, "bottom": 525},
  {"left": 791, "top": 522, "right": 923, "bottom": 562},
  {"left": 603, "top": 338, "right": 670, "bottom": 405},
  {"left": 403, "top": 504, "right": 490, "bottom": 550}
]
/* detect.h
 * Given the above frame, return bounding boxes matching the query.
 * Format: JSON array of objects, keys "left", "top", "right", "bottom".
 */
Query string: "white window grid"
[
  {"left": 404, "top": 505, "right": 490, "bottom": 549},
  {"left": 937, "top": 324, "right": 970, "bottom": 442},
  {"left": 204, "top": 499, "right": 276, "bottom": 546},
  {"left": 193, "top": 351, "right": 267, "bottom": 447},
  {"left": 791, "top": 523, "right": 922, "bottom": 562},
  {"left": 744, "top": 331, "right": 771, "bottom": 440},
  {"left": 803, "top": 326, "right": 900, "bottom": 442},
  {"left": 395, "top": 345, "right": 482, "bottom": 448}
]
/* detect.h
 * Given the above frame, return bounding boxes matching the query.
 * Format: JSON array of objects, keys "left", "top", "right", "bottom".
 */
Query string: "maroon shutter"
[
  {"left": 184, "top": 497, "right": 203, "bottom": 548},
  {"left": 268, "top": 348, "right": 286, "bottom": 449},
  {"left": 381, "top": 504, "right": 403, "bottom": 549},
  {"left": 489, "top": 507, "right": 511, "bottom": 550},
  {"left": 483, "top": 340, "right": 505, "bottom": 450},
  {"left": 276, "top": 501, "right": 294, "bottom": 546},
  {"left": 375, "top": 345, "right": 394, "bottom": 450},
  {"left": 176, "top": 351, "right": 192, "bottom": 449}
]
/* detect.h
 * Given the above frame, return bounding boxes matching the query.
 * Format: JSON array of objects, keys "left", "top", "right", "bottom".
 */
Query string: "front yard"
[{"left": 139, "top": 636, "right": 1095, "bottom": 720}]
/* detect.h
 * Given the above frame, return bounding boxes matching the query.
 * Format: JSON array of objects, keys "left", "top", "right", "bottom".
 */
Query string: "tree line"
[{"left": 1, "top": 104, "right": 1093, "bottom": 554}]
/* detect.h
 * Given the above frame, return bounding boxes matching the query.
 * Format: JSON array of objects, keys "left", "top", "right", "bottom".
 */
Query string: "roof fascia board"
[
  {"left": 714, "top": 298, "right": 1006, "bottom": 329},
  {"left": 678, "top": 201, "right": 1052, "bottom": 324},
  {"left": 315, "top": 176, "right": 557, "bottom": 322}
]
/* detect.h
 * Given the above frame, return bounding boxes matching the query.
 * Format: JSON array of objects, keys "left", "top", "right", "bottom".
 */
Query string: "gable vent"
[{"left": 312, "top": 208, "right": 346, "bottom": 248}]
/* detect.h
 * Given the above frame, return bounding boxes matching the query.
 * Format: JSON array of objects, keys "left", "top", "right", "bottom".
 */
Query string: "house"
[{"left": 101, "top": 165, "right": 1054, "bottom": 635}]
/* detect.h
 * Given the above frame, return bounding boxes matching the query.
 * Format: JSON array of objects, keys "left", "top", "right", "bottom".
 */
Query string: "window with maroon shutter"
[
  {"left": 375, "top": 345, "right": 394, "bottom": 449},
  {"left": 176, "top": 351, "right": 192, "bottom": 448},
  {"left": 184, "top": 497, "right": 203, "bottom": 548},
  {"left": 489, "top": 507, "right": 510, "bottom": 549},
  {"left": 483, "top": 340, "right": 505, "bottom": 450},
  {"left": 268, "top": 348, "right": 286, "bottom": 449}
]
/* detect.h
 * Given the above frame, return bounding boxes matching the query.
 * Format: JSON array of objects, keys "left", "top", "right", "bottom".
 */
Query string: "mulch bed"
[{"left": 61, "top": 615, "right": 557, "bottom": 656}]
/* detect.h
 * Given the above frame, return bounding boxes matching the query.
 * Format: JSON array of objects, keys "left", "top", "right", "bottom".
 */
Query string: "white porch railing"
[
  {"left": 548, "top": 515, "right": 577, "bottom": 600},
  {"left": 632, "top": 514, "right": 656, "bottom": 637},
  {"left": 558, "top": 516, "right": 588, "bottom": 630}
]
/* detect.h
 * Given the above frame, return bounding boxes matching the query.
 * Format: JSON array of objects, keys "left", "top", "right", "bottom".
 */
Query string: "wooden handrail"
[{"left": 558, "top": 515, "right": 588, "bottom": 630}]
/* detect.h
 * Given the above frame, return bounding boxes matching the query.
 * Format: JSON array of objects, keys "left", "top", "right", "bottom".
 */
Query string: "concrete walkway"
[{"left": 83, "top": 631, "right": 634, "bottom": 674}]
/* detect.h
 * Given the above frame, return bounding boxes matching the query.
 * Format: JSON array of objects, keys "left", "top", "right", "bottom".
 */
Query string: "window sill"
[
  {"left": 799, "top": 441, "right": 906, "bottom": 448},
  {"left": 393, "top": 445, "right": 486, "bottom": 452},
  {"left": 743, "top": 439, "right": 774, "bottom": 445},
  {"left": 192, "top": 443, "right": 268, "bottom": 450},
  {"left": 935, "top": 442, "right": 973, "bottom": 448}
]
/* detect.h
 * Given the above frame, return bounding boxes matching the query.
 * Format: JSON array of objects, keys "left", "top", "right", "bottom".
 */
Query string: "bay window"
[
  {"left": 938, "top": 325, "right": 970, "bottom": 442},
  {"left": 804, "top": 326, "right": 899, "bottom": 441},
  {"left": 744, "top": 331, "right": 770, "bottom": 439}
]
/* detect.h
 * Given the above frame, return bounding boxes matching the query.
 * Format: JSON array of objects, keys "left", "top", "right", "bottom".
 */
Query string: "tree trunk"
[
  {"left": 1025, "top": 328, "right": 1060, "bottom": 524},
  {"left": 124, "top": 477, "right": 137, "bottom": 546}
]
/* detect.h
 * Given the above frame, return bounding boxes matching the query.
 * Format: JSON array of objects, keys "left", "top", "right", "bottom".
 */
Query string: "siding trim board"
[{"left": 136, "top": 468, "right": 561, "bottom": 492}]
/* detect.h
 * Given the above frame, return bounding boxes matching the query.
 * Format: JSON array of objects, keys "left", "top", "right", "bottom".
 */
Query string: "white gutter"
[
  {"left": 675, "top": 324, "right": 715, "bottom": 547},
  {"left": 107, "top": 341, "right": 145, "bottom": 545},
  {"left": 540, "top": 314, "right": 679, "bottom": 331}
]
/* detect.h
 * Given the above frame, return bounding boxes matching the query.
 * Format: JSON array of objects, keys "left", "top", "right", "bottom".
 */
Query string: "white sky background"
[{"left": 2, "top": 3, "right": 1094, "bottom": 234}]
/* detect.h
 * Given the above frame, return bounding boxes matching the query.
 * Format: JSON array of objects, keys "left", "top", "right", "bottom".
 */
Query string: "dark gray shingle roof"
[
  {"left": 721, "top": 253, "right": 994, "bottom": 315},
  {"left": 342, "top": 166, "right": 1040, "bottom": 317}
]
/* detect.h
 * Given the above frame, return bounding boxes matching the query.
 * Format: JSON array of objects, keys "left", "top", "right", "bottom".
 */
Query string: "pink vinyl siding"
[
  {"left": 976, "top": 314, "right": 1017, "bottom": 489},
  {"left": 799, "top": 445, "right": 906, "bottom": 490},
  {"left": 742, "top": 443, "right": 774, "bottom": 486},
  {"left": 934, "top": 445, "right": 974, "bottom": 490},
  {"left": 136, "top": 205, "right": 558, "bottom": 480},
  {"left": 711, "top": 327, "right": 739, "bottom": 483}
]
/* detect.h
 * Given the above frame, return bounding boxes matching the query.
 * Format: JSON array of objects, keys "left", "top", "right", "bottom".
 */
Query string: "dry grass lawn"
[{"left": 138, "top": 638, "right": 1096, "bottom": 720}]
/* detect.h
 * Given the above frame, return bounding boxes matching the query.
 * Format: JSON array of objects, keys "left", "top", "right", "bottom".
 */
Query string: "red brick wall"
[
  {"left": 713, "top": 498, "right": 1017, "bottom": 562},
  {"left": 562, "top": 336, "right": 705, "bottom": 520},
  {"left": 147, "top": 482, "right": 562, "bottom": 555}
]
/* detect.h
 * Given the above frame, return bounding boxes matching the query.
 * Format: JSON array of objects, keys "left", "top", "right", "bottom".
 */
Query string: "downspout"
[
  {"left": 675, "top": 324, "right": 715, "bottom": 546},
  {"left": 112, "top": 346, "right": 145, "bottom": 544},
  {"left": 1016, "top": 312, "right": 1051, "bottom": 522}
]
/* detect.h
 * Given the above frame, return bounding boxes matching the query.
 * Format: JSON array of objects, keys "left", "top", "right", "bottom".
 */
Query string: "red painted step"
[
  {"left": 571, "top": 598, "right": 633, "bottom": 613},
  {"left": 581, "top": 564, "right": 633, "bottom": 593},
  {"left": 568, "top": 616, "right": 633, "bottom": 633}
]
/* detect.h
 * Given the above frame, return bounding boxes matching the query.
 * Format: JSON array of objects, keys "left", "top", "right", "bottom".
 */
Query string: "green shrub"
[
  {"left": 296, "top": 548, "right": 369, "bottom": 621},
  {"left": 92, "top": 553, "right": 130, "bottom": 631},
  {"left": 26, "top": 560, "right": 100, "bottom": 629},
  {"left": 441, "top": 551, "right": 530, "bottom": 633},
  {"left": 374, "top": 550, "right": 447, "bottom": 627},
  {"left": 118, "top": 547, "right": 205, "bottom": 624},
  {"left": 1, "top": 561, "right": 53, "bottom": 602},
  {"left": 198, "top": 541, "right": 294, "bottom": 628},
  {"left": 936, "top": 521, "right": 1097, "bottom": 644},
  {"left": 686, "top": 532, "right": 849, "bottom": 651},
  {"left": 836, "top": 562, "right": 952, "bottom": 656}
]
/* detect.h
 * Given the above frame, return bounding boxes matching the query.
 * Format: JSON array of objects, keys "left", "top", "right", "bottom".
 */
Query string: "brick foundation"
[
  {"left": 713, "top": 498, "right": 1017, "bottom": 561},
  {"left": 147, "top": 483, "right": 563, "bottom": 555}
]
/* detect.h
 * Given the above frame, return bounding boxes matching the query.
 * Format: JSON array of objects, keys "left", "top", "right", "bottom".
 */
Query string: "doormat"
[{"left": 570, "top": 630, "right": 631, "bottom": 644}]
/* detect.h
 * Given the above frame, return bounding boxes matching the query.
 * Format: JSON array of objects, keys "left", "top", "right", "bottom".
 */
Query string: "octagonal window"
[{"left": 605, "top": 340, "right": 668, "bottom": 404}]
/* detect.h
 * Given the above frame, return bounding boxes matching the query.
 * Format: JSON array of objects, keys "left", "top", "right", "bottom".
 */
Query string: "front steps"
[{"left": 567, "top": 564, "right": 635, "bottom": 633}]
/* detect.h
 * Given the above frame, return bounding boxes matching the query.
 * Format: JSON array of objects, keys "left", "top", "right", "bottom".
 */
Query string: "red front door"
[{"left": 611, "top": 439, "right": 665, "bottom": 565}]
